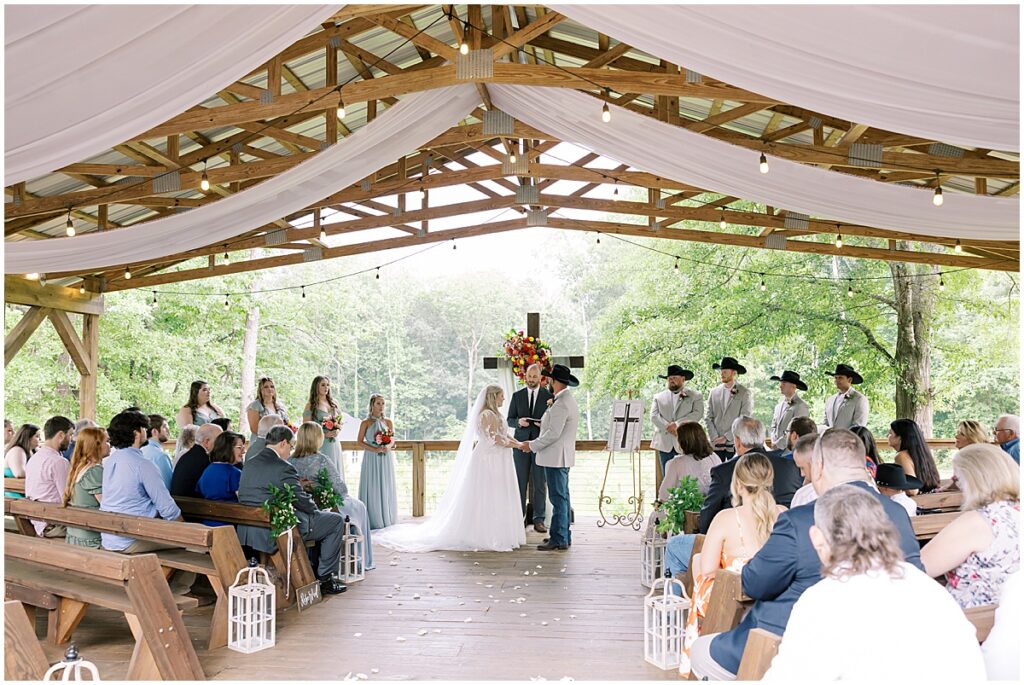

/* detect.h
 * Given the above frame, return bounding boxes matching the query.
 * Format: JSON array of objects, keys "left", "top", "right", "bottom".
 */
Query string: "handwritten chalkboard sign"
[{"left": 296, "top": 580, "right": 322, "bottom": 611}]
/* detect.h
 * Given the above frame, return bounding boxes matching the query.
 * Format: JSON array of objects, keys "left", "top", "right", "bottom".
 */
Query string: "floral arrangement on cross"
[{"left": 501, "top": 328, "right": 553, "bottom": 384}]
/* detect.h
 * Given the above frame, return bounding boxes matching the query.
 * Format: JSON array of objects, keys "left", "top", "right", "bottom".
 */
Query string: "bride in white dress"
[{"left": 374, "top": 385, "right": 527, "bottom": 552}]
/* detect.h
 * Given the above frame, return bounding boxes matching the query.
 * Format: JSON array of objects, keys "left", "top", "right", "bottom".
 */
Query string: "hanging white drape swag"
[
  {"left": 551, "top": 5, "right": 1019, "bottom": 152},
  {"left": 4, "top": 4, "right": 340, "bottom": 185},
  {"left": 488, "top": 85, "right": 1018, "bottom": 242},
  {"left": 5, "top": 86, "right": 482, "bottom": 275}
]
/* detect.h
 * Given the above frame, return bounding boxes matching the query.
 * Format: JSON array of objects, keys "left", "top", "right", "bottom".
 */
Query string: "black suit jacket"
[
  {"left": 506, "top": 386, "right": 553, "bottom": 442},
  {"left": 697, "top": 449, "right": 804, "bottom": 534},
  {"left": 170, "top": 444, "right": 210, "bottom": 497},
  {"left": 709, "top": 480, "right": 923, "bottom": 674}
]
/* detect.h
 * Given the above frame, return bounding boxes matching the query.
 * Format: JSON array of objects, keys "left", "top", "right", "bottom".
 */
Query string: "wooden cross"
[
  {"left": 483, "top": 312, "right": 585, "bottom": 370},
  {"left": 612, "top": 402, "right": 642, "bottom": 449}
]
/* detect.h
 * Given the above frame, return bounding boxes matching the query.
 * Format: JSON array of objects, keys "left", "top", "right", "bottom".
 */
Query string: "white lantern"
[
  {"left": 643, "top": 576, "right": 688, "bottom": 670},
  {"left": 641, "top": 534, "right": 667, "bottom": 587},
  {"left": 228, "top": 561, "right": 276, "bottom": 653},
  {"left": 44, "top": 644, "right": 100, "bottom": 681},
  {"left": 340, "top": 515, "right": 365, "bottom": 583}
]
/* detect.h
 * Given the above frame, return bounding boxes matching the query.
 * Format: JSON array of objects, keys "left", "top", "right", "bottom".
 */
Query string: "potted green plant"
[{"left": 656, "top": 476, "right": 705, "bottom": 535}]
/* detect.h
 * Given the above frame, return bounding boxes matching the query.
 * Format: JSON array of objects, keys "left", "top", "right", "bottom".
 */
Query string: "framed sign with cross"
[
  {"left": 608, "top": 399, "right": 644, "bottom": 452},
  {"left": 482, "top": 312, "right": 585, "bottom": 372}
]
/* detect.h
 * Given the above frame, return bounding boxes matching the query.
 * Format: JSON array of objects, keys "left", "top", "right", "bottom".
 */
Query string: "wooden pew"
[
  {"left": 4, "top": 497, "right": 247, "bottom": 650},
  {"left": 964, "top": 604, "right": 997, "bottom": 642},
  {"left": 735, "top": 627, "right": 783, "bottom": 680},
  {"left": 4, "top": 477, "right": 26, "bottom": 494},
  {"left": 911, "top": 490, "right": 962, "bottom": 512},
  {"left": 173, "top": 496, "right": 319, "bottom": 609},
  {"left": 911, "top": 511, "right": 960, "bottom": 541},
  {"left": 4, "top": 600, "right": 50, "bottom": 680},
  {"left": 699, "top": 569, "right": 752, "bottom": 635},
  {"left": 4, "top": 535, "right": 205, "bottom": 680}
]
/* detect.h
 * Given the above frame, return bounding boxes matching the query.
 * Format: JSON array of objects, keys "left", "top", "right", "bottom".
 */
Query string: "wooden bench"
[
  {"left": 911, "top": 511, "right": 960, "bottom": 541},
  {"left": 699, "top": 568, "right": 752, "bottom": 635},
  {"left": 173, "top": 496, "right": 319, "bottom": 609},
  {"left": 964, "top": 604, "right": 997, "bottom": 642},
  {"left": 5, "top": 600, "right": 50, "bottom": 680},
  {"left": 4, "top": 535, "right": 204, "bottom": 680},
  {"left": 911, "top": 490, "right": 963, "bottom": 512},
  {"left": 735, "top": 627, "right": 783, "bottom": 680},
  {"left": 4, "top": 497, "right": 247, "bottom": 650},
  {"left": 4, "top": 477, "right": 26, "bottom": 495}
]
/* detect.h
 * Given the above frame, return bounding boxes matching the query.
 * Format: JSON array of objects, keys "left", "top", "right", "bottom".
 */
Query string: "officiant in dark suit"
[{"left": 507, "top": 362, "right": 553, "bottom": 532}]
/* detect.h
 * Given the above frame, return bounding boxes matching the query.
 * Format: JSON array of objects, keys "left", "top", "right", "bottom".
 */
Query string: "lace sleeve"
[{"left": 479, "top": 410, "right": 519, "bottom": 448}]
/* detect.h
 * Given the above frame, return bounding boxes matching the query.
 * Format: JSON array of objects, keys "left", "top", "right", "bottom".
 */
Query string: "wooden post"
[
  {"left": 79, "top": 314, "right": 99, "bottom": 421},
  {"left": 412, "top": 442, "right": 426, "bottom": 517}
]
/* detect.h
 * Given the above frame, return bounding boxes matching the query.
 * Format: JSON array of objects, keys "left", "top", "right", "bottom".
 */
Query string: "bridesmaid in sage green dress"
[
  {"left": 358, "top": 393, "right": 398, "bottom": 529},
  {"left": 302, "top": 375, "right": 344, "bottom": 480}
]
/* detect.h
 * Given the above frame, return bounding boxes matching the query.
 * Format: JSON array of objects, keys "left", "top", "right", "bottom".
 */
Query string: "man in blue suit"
[{"left": 690, "top": 428, "right": 923, "bottom": 680}]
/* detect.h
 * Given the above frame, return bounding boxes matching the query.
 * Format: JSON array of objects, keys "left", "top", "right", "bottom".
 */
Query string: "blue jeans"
[
  {"left": 658, "top": 449, "right": 678, "bottom": 478},
  {"left": 665, "top": 533, "right": 697, "bottom": 595},
  {"left": 544, "top": 467, "right": 571, "bottom": 546}
]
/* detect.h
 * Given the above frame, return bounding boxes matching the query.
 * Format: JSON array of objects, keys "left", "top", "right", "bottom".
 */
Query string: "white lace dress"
[{"left": 374, "top": 409, "right": 526, "bottom": 552}]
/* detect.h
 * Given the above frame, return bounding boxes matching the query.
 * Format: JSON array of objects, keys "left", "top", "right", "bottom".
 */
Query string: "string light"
[
  {"left": 459, "top": 21, "right": 470, "bottom": 55},
  {"left": 596, "top": 233, "right": 601, "bottom": 244},
  {"left": 452, "top": 238, "right": 457, "bottom": 250},
  {"left": 613, "top": 182, "right": 619, "bottom": 201},
  {"left": 847, "top": 281, "right": 854, "bottom": 297},
  {"left": 336, "top": 94, "right": 346, "bottom": 120},
  {"left": 954, "top": 239, "right": 962, "bottom": 253},
  {"left": 223, "top": 246, "right": 230, "bottom": 265},
  {"left": 759, "top": 152, "right": 770, "bottom": 174},
  {"left": 759, "top": 274, "right": 766, "bottom": 292},
  {"left": 835, "top": 233, "right": 844, "bottom": 249},
  {"left": 320, "top": 226, "right": 327, "bottom": 241},
  {"left": 25, "top": 273, "right": 39, "bottom": 281},
  {"left": 601, "top": 101, "right": 611, "bottom": 124},
  {"left": 420, "top": 181, "right": 426, "bottom": 200},
  {"left": 200, "top": 159, "right": 210, "bottom": 192},
  {"left": 124, "top": 266, "right": 132, "bottom": 280},
  {"left": 224, "top": 293, "right": 230, "bottom": 309},
  {"left": 65, "top": 211, "right": 75, "bottom": 237},
  {"left": 508, "top": 149, "right": 517, "bottom": 164},
  {"left": 939, "top": 275, "right": 946, "bottom": 291},
  {"left": 674, "top": 258, "right": 679, "bottom": 271},
  {"left": 79, "top": 284, "right": 86, "bottom": 294},
  {"left": 375, "top": 268, "right": 380, "bottom": 280},
  {"left": 719, "top": 213, "right": 727, "bottom": 230},
  {"left": 932, "top": 172, "right": 943, "bottom": 206},
  {"left": 39, "top": 275, "right": 47, "bottom": 287},
  {"left": 301, "top": 285, "right": 306, "bottom": 299},
  {"left": 152, "top": 291, "right": 158, "bottom": 304}
]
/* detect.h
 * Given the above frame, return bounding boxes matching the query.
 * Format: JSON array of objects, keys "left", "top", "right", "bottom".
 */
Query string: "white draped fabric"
[
  {"left": 551, "top": 5, "right": 1019, "bottom": 152},
  {"left": 488, "top": 85, "right": 1018, "bottom": 241},
  {"left": 4, "top": 4, "right": 339, "bottom": 184},
  {"left": 5, "top": 86, "right": 481, "bottom": 275}
]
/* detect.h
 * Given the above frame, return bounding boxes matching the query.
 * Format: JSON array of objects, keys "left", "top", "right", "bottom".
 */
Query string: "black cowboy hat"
[
  {"left": 874, "top": 463, "right": 924, "bottom": 491},
  {"left": 712, "top": 357, "right": 747, "bottom": 374},
  {"left": 543, "top": 363, "right": 580, "bottom": 387},
  {"left": 827, "top": 363, "right": 863, "bottom": 385},
  {"left": 769, "top": 370, "right": 808, "bottom": 392},
  {"left": 659, "top": 365, "right": 694, "bottom": 381}
]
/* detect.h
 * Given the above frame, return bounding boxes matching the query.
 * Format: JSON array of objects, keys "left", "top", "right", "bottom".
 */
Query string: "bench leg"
[
  {"left": 47, "top": 598, "right": 88, "bottom": 646},
  {"left": 206, "top": 575, "right": 228, "bottom": 650},
  {"left": 125, "top": 613, "right": 164, "bottom": 681}
]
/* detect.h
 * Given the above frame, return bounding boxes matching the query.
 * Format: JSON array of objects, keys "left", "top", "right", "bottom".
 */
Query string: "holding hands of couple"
[{"left": 517, "top": 416, "right": 539, "bottom": 453}]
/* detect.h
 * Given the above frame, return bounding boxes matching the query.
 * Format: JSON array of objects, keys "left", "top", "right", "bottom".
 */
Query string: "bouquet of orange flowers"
[{"left": 320, "top": 414, "right": 342, "bottom": 436}]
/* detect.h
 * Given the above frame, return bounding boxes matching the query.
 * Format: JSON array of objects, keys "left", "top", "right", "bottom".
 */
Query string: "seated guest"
[
  {"left": 780, "top": 416, "right": 817, "bottom": 459},
  {"left": 246, "top": 414, "right": 284, "bottom": 462},
  {"left": 170, "top": 423, "right": 222, "bottom": 497},
  {"left": 698, "top": 416, "right": 802, "bottom": 534},
  {"left": 787, "top": 434, "right": 820, "bottom": 508},
  {"left": 99, "top": 410, "right": 192, "bottom": 593},
  {"left": 211, "top": 417, "right": 232, "bottom": 432},
  {"left": 887, "top": 418, "right": 940, "bottom": 493},
  {"left": 61, "top": 427, "right": 110, "bottom": 548},
  {"left": 63, "top": 418, "right": 97, "bottom": 460},
  {"left": 850, "top": 424, "right": 882, "bottom": 477},
  {"left": 197, "top": 431, "right": 244, "bottom": 526},
  {"left": 763, "top": 485, "right": 985, "bottom": 681},
  {"left": 235, "top": 426, "right": 347, "bottom": 595},
  {"left": 921, "top": 443, "right": 1019, "bottom": 609},
  {"left": 4, "top": 419, "right": 13, "bottom": 445},
  {"left": 659, "top": 421, "right": 720, "bottom": 500},
  {"left": 290, "top": 422, "right": 375, "bottom": 571},
  {"left": 4, "top": 422, "right": 39, "bottom": 483},
  {"left": 679, "top": 452, "right": 786, "bottom": 677},
  {"left": 689, "top": 429, "right": 922, "bottom": 681},
  {"left": 993, "top": 414, "right": 1020, "bottom": 464},
  {"left": 174, "top": 424, "right": 199, "bottom": 460},
  {"left": 982, "top": 571, "right": 1021, "bottom": 680},
  {"left": 140, "top": 414, "right": 174, "bottom": 489},
  {"left": 874, "top": 463, "right": 920, "bottom": 517},
  {"left": 956, "top": 419, "right": 990, "bottom": 449},
  {"left": 25, "top": 416, "right": 74, "bottom": 537}
]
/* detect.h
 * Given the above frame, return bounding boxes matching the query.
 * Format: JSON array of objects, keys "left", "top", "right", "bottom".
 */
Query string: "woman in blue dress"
[
  {"left": 197, "top": 431, "right": 244, "bottom": 527},
  {"left": 291, "top": 422, "right": 374, "bottom": 571},
  {"left": 246, "top": 377, "right": 289, "bottom": 443},
  {"left": 358, "top": 394, "right": 398, "bottom": 530},
  {"left": 302, "top": 375, "right": 344, "bottom": 479}
]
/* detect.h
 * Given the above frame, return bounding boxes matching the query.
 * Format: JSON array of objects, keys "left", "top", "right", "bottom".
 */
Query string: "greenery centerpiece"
[
  {"left": 261, "top": 483, "right": 300, "bottom": 537},
  {"left": 656, "top": 476, "right": 704, "bottom": 536},
  {"left": 309, "top": 467, "right": 344, "bottom": 510}
]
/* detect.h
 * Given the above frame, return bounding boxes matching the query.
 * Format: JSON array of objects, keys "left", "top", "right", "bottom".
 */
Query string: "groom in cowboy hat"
[
  {"left": 650, "top": 364, "right": 705, "bottom": 475},
  {"left": 523, "top": 364, "right": 579, "bottom": 551},
  {"left": 705, "top": 357, "right": 754, "bottom": 460},
  {"left": 767, "top": 370, "right": 810, "bottom": 451},
  {"left": 822, "top": 363, "right": 869, "bottom": 430}
]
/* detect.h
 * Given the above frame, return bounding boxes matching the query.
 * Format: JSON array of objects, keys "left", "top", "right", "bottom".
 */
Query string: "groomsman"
[
  {"left": 705, "top": 357, "right": 753, "bottom": 460},
  {"left": 822, "top": 363, "right": 869, "bottom": 429},
  {"left": 507, "top": 363, "right": 553, "bottom": 532},
  {"left": 650, "top": 365, "right": 704, "bottom": 474},
  {"left": 767, "top": 370, "right": 810, "bottom": 450}
]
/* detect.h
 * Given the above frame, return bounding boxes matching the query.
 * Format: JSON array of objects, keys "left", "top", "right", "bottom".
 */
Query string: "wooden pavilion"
[{"left": 2, "top": 4, "right": 1018, "bottom": 680}]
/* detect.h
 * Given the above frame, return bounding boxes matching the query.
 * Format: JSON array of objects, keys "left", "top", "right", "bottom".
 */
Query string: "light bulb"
[
  {"left": 224, "top": 294, "right": 230, "bottom": 309},
  {"left": 674, "top": 259, "right": 679, "bottom": 271},
  {"left": 375, "top": 269, "right": 380, "bottom": 280},
  {"left": 509, "top": 151, "right": 517, "bottom": 164},
  {"left": 302, "top": 286, "right": 306, "bottom": 299},
  {"left": 939, "top": 276, "right": 946, "bottom": 291},
  {"left": 613, "top": 185, "right": 619, "bottom": 201},
  {"left": 79, "top": 284, "right": 86, "bottom": 294},
  {"left": 320, "top": 228, "right": 327, "bottom": 241},
  {"left": 39, "top": 275, "right": 47, "bottom": 286},
  {"left": 954, "top": 239, "right": 962, "bottom": 253},
  {"left": 719, "top": 217, "right": 727, "bottom": 230},
  {"left": 835, "top": 234, "right": 843, "bottom": 249},
  {"left": 337, "top": 97, "right": 346, "bottom": 120},
  {"left": 152, "top": 291, "right": 158, "bottom": 304},
  {"left": 759, "top": 277, "right": 767, "bottom": 292},
  {"left": 460, "top": 40, "right": 469, "bottom": 55},
  {"left": 200, "top": 171, "right": 210, "bottom": 192},
  {"left": 759, "top": 152, "right": 769, "bottom": 174},
  {"left": 65, "top": 214, "right": 75, "bottom": 237},
  {"left": 601, "top": 102, "right": 611, "bottom": 123},
  {"left": 124, "top": 266, "right": 132, "bottom": 280},
  {"left": 847, "top": 283, "right": 854, "bottom": 298},
  {"left": 25, "top": 273, "right": 39, "bottom": 281},
  {"left": 420, "top": 184, "right": 426, "bottom": 200},
  {"left": 933, "top": 185, "right": 943, "bottom": 206},
  {"left": 452, "top": 239, "right": 457, "bottom": 251},
  {"left": 224, "top": 251, "right": 230, "bottom": 265},
  {"left": 596, "top": 235, "right": 601, "bottom": 244}
]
